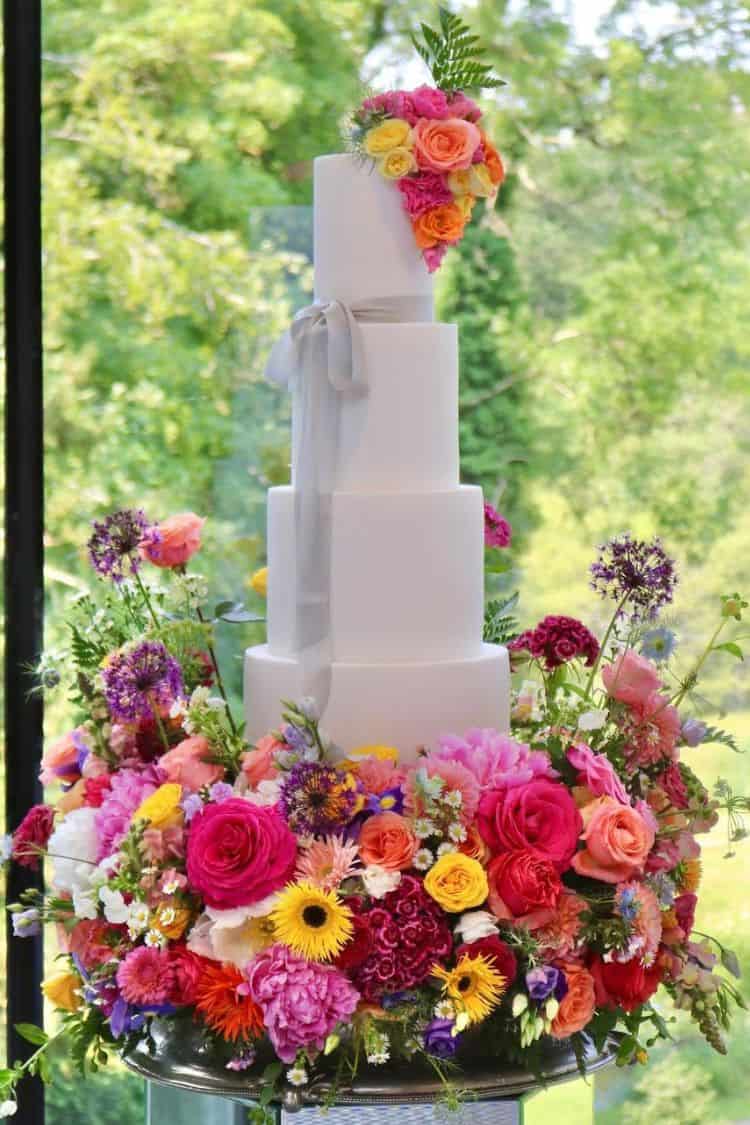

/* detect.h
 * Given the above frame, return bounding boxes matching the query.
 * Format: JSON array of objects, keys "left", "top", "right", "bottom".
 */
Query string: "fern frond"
[{"left": 412, "top": 6, "right": 506, "bottom": 93}]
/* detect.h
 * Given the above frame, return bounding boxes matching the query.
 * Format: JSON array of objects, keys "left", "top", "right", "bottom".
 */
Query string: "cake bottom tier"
[{"left": 244, "top": 643, "right": 510, "bottom": 763}]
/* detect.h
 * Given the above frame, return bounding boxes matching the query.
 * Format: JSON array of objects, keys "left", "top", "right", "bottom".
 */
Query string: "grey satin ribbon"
[{"left": 265, "top": 295, "right": 433, "bottom": 713}]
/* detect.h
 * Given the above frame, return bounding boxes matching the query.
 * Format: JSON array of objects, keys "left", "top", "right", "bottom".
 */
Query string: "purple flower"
[
  {"left": 208, "top": 782, "right": 235, "bottom": 804},
  {"left": 366, "top": 787, "right": 404, "bottom": 816},
  {"left": 422, "top": 1018, "right": 461, "bottom": 1059},
  {"left": 484, "top": 502, "right": 512, "bottom": 548},
  {"left": 226, "top": 1047, "right": 257, "bottom": 1071},
  {"left": 590, "top": 534, "right": 677, "bottom": 621},
  {"left": 681, "top": 718, "right": 708, "bottom": 747},
  {"left": 12, "top": 908, "right": 41, "bottom": 937},
  {"left": 102, "top": 641, "right": 183, "bottom": 724},
  {"left": 525, "top": 965, "right": 567, "bottom": 1003},
  {"left": 181, "top": 792, "right": 204, "bottom": 823},
  {"left": 279, "top": 761, "right": 358, "bottom": 835},
  {"left": 87, "top": 509, "right": 154, "bottom": 583}
]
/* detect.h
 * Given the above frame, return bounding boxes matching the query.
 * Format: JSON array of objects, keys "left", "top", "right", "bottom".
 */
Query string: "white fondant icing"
[{"left": 244, "top": 644, "right": 511, "bottom": 761}]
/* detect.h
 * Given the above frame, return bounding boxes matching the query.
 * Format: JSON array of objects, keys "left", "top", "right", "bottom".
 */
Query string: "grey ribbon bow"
[{"left": 265, "top": 295, "right": 433, "bottom": 713}]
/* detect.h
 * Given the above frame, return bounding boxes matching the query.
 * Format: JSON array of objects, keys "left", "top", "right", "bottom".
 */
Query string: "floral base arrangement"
[{"left": 2, "top": 505, "right": 748, "bottom": 1120}]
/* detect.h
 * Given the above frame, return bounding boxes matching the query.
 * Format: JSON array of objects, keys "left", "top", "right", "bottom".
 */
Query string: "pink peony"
[
  {"left": 603, "top": 649, "right": 661, "bottom": 706},
  {"left": 405, "top": 755, "right": 480, "bottom": 825},
  {"left": 446, "top": 91, "right": 482, "bottom": 121},
  {"left": 117, "top": 946, "right": 174, "bottom": 1005},
  {"left": 240, "top": 735, "right": 282, "bottom": 788},
  {"left": 12, "top": 804, "right": 56, "bottom": 869},
  {"left": 352, "top": 755, "right": 405, "bottom": 795},
  {"left": 95, "top": 767, "right": 160, "bottom": 860},
  {"left": 477, "top": 779, "right": 582, "bottom": 871},
  {"left": 186, "top": 798, "right": 297, "bottom": 909},
  {"left": 436, "top": 728, "right": 557, "bottom": 791},
  {"left": 160, "top": 736, "right": 224, "bottom": 793},
  {"left": 397, "top": 172, "right": 453, "bottom": 219},
  {"left": 141, "top": 512, "right": 205, "bottom": 568},
  {"left": 410, "top": 84, "right": 450, "bottom": 119},
  {"left": 247, "top": 944, "right": 360, "bottom": 1063},
  {"left": 566, "top": 742, "right": 630, "bottom": 805}
]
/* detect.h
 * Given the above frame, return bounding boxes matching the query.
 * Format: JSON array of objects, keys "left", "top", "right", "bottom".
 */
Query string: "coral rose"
[
  {"left": 589, "top": 954, "right": 662, "bottom": 1012},
  {"left": 602, "top": 649, "right": 661, "bottom": 706},
  {"left": 487, "top": 849, "right": 561, "bottom": 928},
  {"left": 550, "top": 963, "right": 596, "bottom": 1037},
  {"left": 359, "top": 812, "right": 417, "bottom": 872},
  {"left": 478, "top": 779, "right": 582, "bottom": 872},
  {"left": 241, "top": 735, "right": 282, "bottom": 788},
  {"left": 412, "top": 202, "right": 467, "bottom": 249},
  {"left": 160, "top": 736, "right": 224, "bottom": 793},
  {"left": 141, "top": 512, "right": 205, "bottom": 568},
  {"left": 40, "top": 729, "right": 83, "bottom": 786},
  {"left": 413, "top": 117, "right": 481, "bottom": 173},
  {"left": 186, "top": 797, "right": 297, "bottom": 909},
  {"left": 572, "top": 797, "right": 654, "bottom": 883},
  {"left": 424, "top": 853, "right": 489, "bottom": 912},
  {"left": 364, "top": 118, "right": 412, "bottom": 155}
]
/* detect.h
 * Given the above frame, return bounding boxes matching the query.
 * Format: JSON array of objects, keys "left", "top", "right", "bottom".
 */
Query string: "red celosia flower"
[
  {"left": 509, "top": 615, "right": 599, "bottom": 672},
  {"left": 12, "top": 804, "right": 55, "bottom": 869},
  {"left": 194, "top": 962, "right": 264, "bottom": 1042}
]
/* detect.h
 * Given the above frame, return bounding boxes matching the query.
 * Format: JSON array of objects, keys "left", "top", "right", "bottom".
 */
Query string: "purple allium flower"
[
  {"left": 681, "top": 717, "right": 708, "bottom": 747},
  {"left": 102, "top": 641, "right": 183, "bottom": 724},
  {"left": 87, "top": 509, "right": 154, "bottom": 584},
  {"left": 422, "top": 1018, "right": 461, "bottom": 1059},
  {"left": 509, "top": 615, "right": 599, "bottom": 672},
  {"left": 279, "top": 761, "right": 358, "bottom": 835},
  {"left": 12, "top": 908, "right": 41, "bottom": 938},
  {"left": 590, "top": 534, "right": 677, "bottom": 621},
  {"left": 484, "top": 502, "right": 512, "bottom": 549},
  {"left": 525, "top": 965, "right": 567, "bottom": 1002}
]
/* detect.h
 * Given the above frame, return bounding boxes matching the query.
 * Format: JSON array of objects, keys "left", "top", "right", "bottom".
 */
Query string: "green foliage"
[
  {"left": 483, "top": 593, "right": 519, "bottom": 644},
  {"left": 412, "top": 7, "right": 506, "bottom": 92},
  {"left": 621, "top": 1054, "right": 725, "bottom": 1125}
]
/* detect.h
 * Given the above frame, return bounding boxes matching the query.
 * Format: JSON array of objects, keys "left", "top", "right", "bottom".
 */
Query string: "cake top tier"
[{"left": 314, "top": 154, "right": 434, "bottom": 310}]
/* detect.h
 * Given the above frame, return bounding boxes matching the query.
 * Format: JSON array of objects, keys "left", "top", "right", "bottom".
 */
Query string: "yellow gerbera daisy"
[
  {"left": 270, "top": 881, "right": 353, "bottom": 962},
  {"left": 432, "top": 953, "right": 506, "bottom": 1025}
]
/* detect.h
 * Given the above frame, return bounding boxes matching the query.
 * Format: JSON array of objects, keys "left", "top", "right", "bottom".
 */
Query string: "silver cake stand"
[{"left": 123, "top": 1016, "right": 619, "bottom": 1119}]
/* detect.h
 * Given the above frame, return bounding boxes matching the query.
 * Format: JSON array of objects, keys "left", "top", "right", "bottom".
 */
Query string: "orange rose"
[
  {"left": 480, "top": 130, "right": 505, "bottom": 186},
  {"left": 359, "top": 812, "right": 417, "bottom": 871},
  {"left": 550, "top": 962, "right": 596, "bottom": 1038},
  {"left": 413, "top": 117, "right": 482, "bottom": 173},
  {"left": 412, "top": 203, "right": 467, "bottom": 249},
  {"left": 571, "top": 796, "right": 655, "bottom": 883},
  {"left": 141, "top": 512, "right": 205, "bottom": 568}
]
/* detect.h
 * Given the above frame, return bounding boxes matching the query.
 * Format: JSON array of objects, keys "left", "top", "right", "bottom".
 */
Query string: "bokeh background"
[{"left": 2, "top": 0, "right": 749, "bottom": 1120}]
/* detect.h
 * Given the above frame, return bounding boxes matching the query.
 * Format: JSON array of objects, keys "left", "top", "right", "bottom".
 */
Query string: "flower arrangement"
[
  {"left": 349, "top": 9, "right": 506, "bottom": 272},
  {"left": 3, "top": 507, "right": 749, "bottom": 1118}
]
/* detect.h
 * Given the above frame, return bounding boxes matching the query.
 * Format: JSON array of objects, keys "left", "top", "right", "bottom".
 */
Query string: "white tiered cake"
[{"left": 244, "top": 154, "right": 510, "bottom": 760}]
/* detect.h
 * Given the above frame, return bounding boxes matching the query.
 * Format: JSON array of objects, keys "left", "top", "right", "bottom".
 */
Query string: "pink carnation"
[
  {"left": 622, "top": 691, "right": 681, "bottom": 769},
  {"left": 397, "top": 172, "right": 453, "bottom": 219},
  {"left": 446, "top": 91, "right": 482, "bottom": 121},
  {"left": 353, "top": 755, "right": 405, "bottom": 795},
  {"left": 603, "top": 649, "right": 661, "bottom": 706},
  {"left": 362, "top": 90, "right": 417, "bottom": 123},
  {"left": 566, "top": 742, "right": 630, "bottom": 805},
  {"left": 95, "top": 767, "right": 160, "bottom": 860},
  {"left": 535, "top": 890, "right": 587, "bottom": 961},
  {"left": 405, "top": 755, "right": 480, "bottom": 825},
  {"left": 247, "top": 944, "right": 360, "bottom": 1063},
  {"left": 410, "top": 84, "right": 449, "bottom": 119},
  {"left": 435, "top": 728, "right": 557, "bottom": 791},
  {"left": 117, "top": 946, "right": 174, "bottom": 1005}
]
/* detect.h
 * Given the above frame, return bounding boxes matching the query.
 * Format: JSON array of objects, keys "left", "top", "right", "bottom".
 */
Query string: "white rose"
[
  {"left": 577, "top": 709, "right": 608, "bottom": 732},
  {"left": 453, "top": 910, "right": 498, "bottom": 944},
  {"left": 47, "top": 807, "right": 99, "bottom": 895},
  {"left": 362, "top": 865, "right": 401, "bottom": 899}
]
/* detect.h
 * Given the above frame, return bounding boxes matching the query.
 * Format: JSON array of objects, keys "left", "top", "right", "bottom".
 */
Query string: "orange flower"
[
  {"left": 412, "top": 203, "right": 467, "bottom": 249},
  {"left": 152, "top": 900, "right": 193, "bottom": 941},
  {"left": 194, "top": 962, "right": 264, "bottom": 1042},
  {"left": 550, "top": 962, "right": 596, "bottom": 1038},
  {"left": 480, "top": 130, "right": 505, "bottom": 186},
  {"left": 141, "top": 512, "right": 205, "bottom": 568},
  {"left": 359, "top": 812, "right": 417, "bottom": 871},
  {"left": 459, "top": 824, "right": 491, "bottom": 865},
  {"left": 413, "top": 117, "right": 481, "bottom": 173}
]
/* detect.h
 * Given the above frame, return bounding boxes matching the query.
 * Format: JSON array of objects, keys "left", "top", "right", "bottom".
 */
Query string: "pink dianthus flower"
[{"left": 397, "top": 172, "right": 453, "bottom": 219}]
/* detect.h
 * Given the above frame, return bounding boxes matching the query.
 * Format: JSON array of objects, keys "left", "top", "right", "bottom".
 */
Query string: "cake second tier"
[{"left": 267, "top": 484, "right": 486, "bottom": 663}]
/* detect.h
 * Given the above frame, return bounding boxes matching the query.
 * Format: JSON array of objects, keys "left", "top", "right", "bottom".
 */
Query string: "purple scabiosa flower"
[
  {"left": 484, "top": 503, "right": 512, "bottom": 549},
  {"left": 525, "top": 965, "right": 567, "bottom": 1003},
  {"left": 590, "top": 534, "right": 677, "bottom": 620},
  {"left": 102, "top": 641, "right": 183, "bottom": 724},
  {"left": 87, "top": 509, "right": 154, "bottom": 584},
  {"left": 279, "top": 762, "right": 359, "bottom": 835},
  {"left": 422, "top": 1018, "right": 461, "bottom": 1059},
  {"left": 681, "top": 718, "right": 708, "bottom": 747}
]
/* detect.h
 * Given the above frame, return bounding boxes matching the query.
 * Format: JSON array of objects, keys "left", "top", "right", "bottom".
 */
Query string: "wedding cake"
[{"left": 244, "top": 154, "right": 510, "bottom": 759}]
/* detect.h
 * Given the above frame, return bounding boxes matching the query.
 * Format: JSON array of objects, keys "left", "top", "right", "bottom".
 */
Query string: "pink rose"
[
  {"left": 477, "top": 779, "right": 582, "bottom": 871},
  {"left": 446, "top": 91, "right": 482, "bottom": 121},
  {"left": 241, "top": 734, "right": 282, "bottom": 788},
  {"left": 40, "top": 729, "right": 84, "bottom": 786},
  {"left": 602, "top": 649, "right": 661, "bottom": 706},
  {"left": 186, "top": 798, "right": 297, "bottom": 909},
  {"left": 141, "top": 512, "right": 205, "bottom": 568},
  {"left": 412, "top": 117, "right": 482, "bottom": 173},
  {"left": 572, "top": 797, "right": 654, "bottom": 883},
  {"left": 160, "top": 736, "right": 224, "bottom": 793},
  {"left": 410, "top": 84, "right": 449, "bottom": 119},
  {"left": 566, "top": 742, "right": 630, "bottom": 805}
]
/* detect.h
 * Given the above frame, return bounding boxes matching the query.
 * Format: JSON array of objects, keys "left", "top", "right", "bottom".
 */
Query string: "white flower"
[
  {"left": 447, "top": 822, "right": 467, "bottom": 843},
  {"left": 72, "top": 887, "right": 99, "bottom": 921},
  {"left": 204, "top": 898, "right": 279, "bottom": 966},
  {"left": 162, "top": 878, "right": 180, "bottom": 895},
  {"left": 169, "top": 699, "right": 186, "bottom": 720},
  {"left": 186, "top": 914, "right": 216, "bottom": 959},
  {"left": 144, "top": 929, "right": 166, "bottom": 948},
  {"left": 243, "top": 778, "right": 283, "bottom": 807},
  {"left": 297, "top": 697, "right": 319, "bottom": 721},
  {"left": 128, "top": 902, "right": 152, "bottom": 934},
  {"left": 413, "top": 848, "right": 434, "bottom": 872},
  {"left": 454, "top": 910, "right": 498, "bottom": 944},
  {"left": 367, "top": 1051, "right": 390, "bottom": 1065},
  {"left": 47, "top": 808, "right": 99, "bottom": 895},
  {"left": 99, "top": 886, "right": 130, "bottom": 925},
  {"left": 0, "top": 1100, "right": 17, "bottom": 1117},
  {"left": 362, "top": 865, "right": 401, "bottom": 899},
  {"left": 412, "top": 818, "right": 435, "bottom": 839},
  {"left": 286, "top": 1065, "right": 308, "bottom": 1087},
  {"left": 189, "top": 686, "right": 211, "bottom": 708},
  {"left": 436, "top": 843, "right": 457, "bottom": 859},
  {"left": 206, "top": 696, "right": 227, "bottom": 712},
  {"left": 434, "top": 999, "right": 455, "bottom": 1019},
  {"left": 0, "top": 834, "right": 13, "bottom": 864},
  {"left": 577, "top": 709, "right": 608, "bottom": 732},
  {"left": 444, "top": 790, "right": 463, "bottom": 810}
]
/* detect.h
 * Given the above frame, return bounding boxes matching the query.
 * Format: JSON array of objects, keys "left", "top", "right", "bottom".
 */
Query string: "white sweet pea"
[
  {"left": 577, "top": 709, "right": 608, "bottom": 732},
  {"left": 362, "top": 865, "right": 401, "bottom": 899},
  {"left": 454, "top": 910, "right": 498, "bottom": 944},
  {"left": 0, "top": 1100, "right": 18, "bottom": 1117},
  {"left": 99, "top": 886, "right": 130, "bottom": 925},
  {"left": 72, "top": 887, "right": 99, "bottom": 921},
  {"left": 0, "top": 834, "right": 13, "bottom": 864},
  {"left": 243, "top": 778, "right": 283, "bottom": 807}
]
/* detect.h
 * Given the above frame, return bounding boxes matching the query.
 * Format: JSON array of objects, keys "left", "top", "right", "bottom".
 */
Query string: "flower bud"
[{"left": 512, "top": 993, "right": 528, "bottom": 1017}]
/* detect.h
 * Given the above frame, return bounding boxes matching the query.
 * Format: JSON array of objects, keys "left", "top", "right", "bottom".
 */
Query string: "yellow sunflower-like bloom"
[
  {"left": 271, "top": 881, "right": 353, "bottom": 962},
  {"left": 132, "top": 782, "right": 183, "bottom": 830},
  {"left": 424, "top": 853, "right": 488, "bottom": 912},
  {"left": 249, "top": 567, "right": 268, "bottom": 598},
  {"left": 432, "top": 954, "right": 506, "bottom": 1025}
]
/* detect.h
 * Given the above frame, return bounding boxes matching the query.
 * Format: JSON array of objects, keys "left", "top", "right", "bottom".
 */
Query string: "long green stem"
[
  {"left": 195, "top": 604, "right": 238, "bottom": 736},
  {"left": 148, "top": 693, "right": 171, "bottom": 752},
  {"left": 134, "top": 570, "right": 160, "bottom": 630},
  {"left": 583, "top": 592, "right": 631, "bottom": 702},
  {"left": 669, "top": 618, "right": 727, "bottom": 710}
]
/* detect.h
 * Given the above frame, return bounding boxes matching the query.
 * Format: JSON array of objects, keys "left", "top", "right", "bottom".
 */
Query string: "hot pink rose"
[
  {"left": 412, "top": 117, "right": 482, "bottom": 173},
  {"left": 160, "top": 736, "right": 224, "bottom": 793},
  {"left": 362, "top": 90, "right": 417, "bottom": 124},
  {"left": 446, "top": 91, "right": 482, "bottom": 121},
  {"left": 602, "top": 649, "right": 661, "bottom": 706},
  {"left": 186, "top": 797, "right": 297, "bottom": 909},
  {"left": 141, "top": 512, "right": 205, "bottom": 568},
  {"left": 572, "top": 797, "right": 654, "bottom": 883},
  {"left": 478, "top": 779, "right": 582, "bottom": 871},
  {"left": 410, "top": 84, "right": 450, "bottom": 119},
  {"left": 566, "top": 742, "right": 630, "bottom": 805},
  {"left": 241, "top": 734, "right": 282, "bottom": 788}
]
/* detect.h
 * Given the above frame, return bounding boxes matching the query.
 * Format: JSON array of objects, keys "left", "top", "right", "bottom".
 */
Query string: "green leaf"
[
  {"left": 411, "top": 8, "right": 506, "bottom": 92},
  {"left": 721, "top": 946, "right": 742, "bottom": 979},
  {"left": 714, "top": 641, "right": 744, "bottom": 660},
  {"left": 14, "top": 1024, "right": 48, "bottom": 1047},
  {"left": 615, "top": 1035, "right": 636, "bottom": 1066}
]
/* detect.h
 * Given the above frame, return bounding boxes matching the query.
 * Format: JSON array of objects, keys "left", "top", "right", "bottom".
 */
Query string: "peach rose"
[
  {"left": 412, "top": 202, "right": 467, "bottom": 249},
  {"left": 550, "top": 962, "right": 596, "bottom": 1038},
  {"left": 572, "top": 796, "right": 655, "bottom": 883},
  {"left": 241, "top": 734, "right": 282, "bottom": 788},
  {"left": 413, "top": 117, "right": 481, "bottom": 173},
  {"left": 602, "top": 649, "right": 661, "bottom": 706},
  {"left": 359, "top": 812, "right": 417, "bottom": 871},
  {"left": 40, "top": 729, "right": 83, "bottom": 786},
  {"left": 480, "top": 130, "right": 505, "bottom": 186},
  {"left": 160, "top": 736, "right": 224, "bottom": 793},
  {"left": 141, "top": 512, "right": 205, "bottom": 568}
]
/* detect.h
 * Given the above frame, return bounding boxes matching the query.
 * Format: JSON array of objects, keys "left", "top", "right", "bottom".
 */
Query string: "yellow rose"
[
  {"left": 447, "top": 168, "right": 473, "bottom": 195},
  {"left": 133, "top": 782, "right": 183, "bottom": 829},
  {"left": 424, "top": 853, "right": 488, "bottom": 913},
  {"left": 364, "top": 118, "right": 411, "bottom": 156},
  {"left": 42, "top": 970, "right": 83, "bottom": 1012},
  {"left": 249, "top": 566, "right": 268, "bottom": 597},
  {"left": 468, "top": 163, "right": 495, "bottom": 198},
  {"left": 378, "top": 146, "right": 417, "bottom": 180},
  {"left": 348, "top": 745, "right": 400, "bottom": 763}
]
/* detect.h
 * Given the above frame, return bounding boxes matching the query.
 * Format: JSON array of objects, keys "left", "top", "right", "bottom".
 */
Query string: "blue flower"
[
  {"left": 616, "top": 887, "right": 639, "bottom": 922},
  {"left": 640, "top": 627, "right": 677, "bottom": 663}
]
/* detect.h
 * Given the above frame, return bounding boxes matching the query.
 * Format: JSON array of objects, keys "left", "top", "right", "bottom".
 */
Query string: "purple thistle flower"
[
  {"left": 590, "top": 534, "right": 677, "bottom": 621},
  {"left": 87, "top": 509, "right": 155, "bottom": 584},
  {"left": 102, "top": 640, "right": 183, "bottom": 723},
  {"left": 279, "top": 761, "right": 358, "bottom": 835}
]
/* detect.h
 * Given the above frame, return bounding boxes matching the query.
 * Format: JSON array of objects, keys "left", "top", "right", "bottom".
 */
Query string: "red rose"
[
  {"left": 12, "top": 804, "right": 56, "bottom": 869},
  {"left": 487, "top": 848, "right": 561, "bottom": 926},
  {"left": 170, "top": 944, "right": 211, "bottom": 1006},
  {"left": 186, "top": 798, "right": 297, "bottom": 909},
  {"left": 456, "top": 936, "right": 518, "bottom": 986},
  {"left": 478, "top": 779, "right": 582, "bottom": 871},
  {"left": 589, "top": 954, "right": 663, "bottom": 1012}
]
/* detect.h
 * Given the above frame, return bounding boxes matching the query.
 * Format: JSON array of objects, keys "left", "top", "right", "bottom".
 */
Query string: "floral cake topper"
[{"left": 349, "top": 8, "right": 507, "bottom": 272}]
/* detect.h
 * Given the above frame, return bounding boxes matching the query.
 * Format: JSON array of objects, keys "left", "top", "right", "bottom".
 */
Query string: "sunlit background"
[{"left": 2, "top": 0, "right": 749, "bottom": 1120}]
